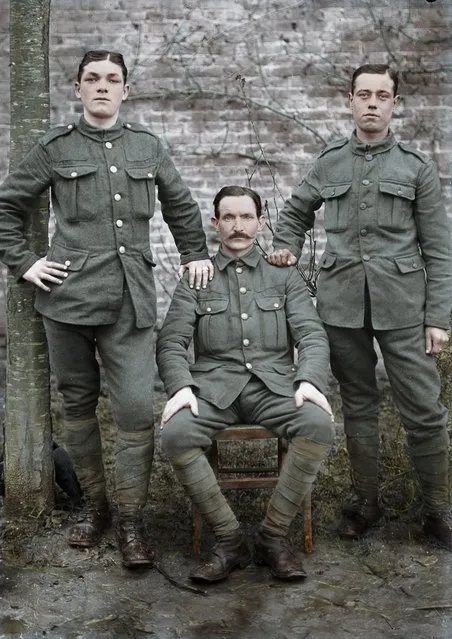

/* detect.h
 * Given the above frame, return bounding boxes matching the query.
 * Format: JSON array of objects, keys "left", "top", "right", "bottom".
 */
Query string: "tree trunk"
[{"left": 5, "top": 0, "right": 52, "bottom": 517}]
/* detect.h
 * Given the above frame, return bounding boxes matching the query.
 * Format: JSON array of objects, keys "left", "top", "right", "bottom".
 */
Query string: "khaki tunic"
[
  {"left": 273, "top": 132, "right": 452, "bottom": 330},
  {"left": 0, "top": 117, "right": 210, "bottom": 328}
]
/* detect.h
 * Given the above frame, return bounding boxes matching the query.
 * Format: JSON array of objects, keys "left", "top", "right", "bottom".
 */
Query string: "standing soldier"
[
  {"left": 269, "top": 64, "right": 452, "bottom": 550},
  {"left": 0, "top": 50, "right": 213, "bottom": 567}
]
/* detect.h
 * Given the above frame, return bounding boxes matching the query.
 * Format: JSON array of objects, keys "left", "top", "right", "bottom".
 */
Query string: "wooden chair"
[{"left": 191, "top": 425, "right": 313, "bottom": 554}]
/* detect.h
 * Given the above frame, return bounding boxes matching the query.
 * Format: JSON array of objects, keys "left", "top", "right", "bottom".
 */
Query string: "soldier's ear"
[
  {"left": 122, "top": 84, "right": 130, "bottom": 101},
  {"left": 257, "top": 215, "right": 265, "bottom": 230},
  {"left": 75, "top": 82, "right": 81, "bottom": 99},
  {"left": 211, "top": 216, "right": 219, "bottom": 231}
]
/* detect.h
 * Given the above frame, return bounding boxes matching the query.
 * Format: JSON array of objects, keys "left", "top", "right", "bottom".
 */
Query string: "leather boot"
[
  {"left": 423, "top": 510, "right": 452, "bottom": 551},
  {"left": 116, "top": 516, "right": 154, "bottom": 568},
  {"left": 68, "top": 500, "right": 110, "bottom": 548},
  {"left": 189, "top": 529, "right": 251, "bottom": 583},
  {"left": 338, "top": 434, "right": 381, "bottom": 539},
  {"left": 254, "top": 525, "right": 307, "bottom": 581}
]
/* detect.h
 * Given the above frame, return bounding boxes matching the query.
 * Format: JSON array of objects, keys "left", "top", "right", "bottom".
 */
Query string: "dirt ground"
[{"left": 0, "top": 386, "right": 451, "bottom": 639}]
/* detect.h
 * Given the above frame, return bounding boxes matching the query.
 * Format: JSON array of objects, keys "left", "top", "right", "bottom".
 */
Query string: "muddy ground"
[{"left": 0, "top": 384, "right": 451, "bottom": 639}]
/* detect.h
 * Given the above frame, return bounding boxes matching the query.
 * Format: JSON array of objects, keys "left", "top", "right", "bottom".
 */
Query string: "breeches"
[
  {"left": 43, "top": 290, "right": 155, "bottom": 432},
  {"left": 161, "top": 375, "right": 335, "bottom": 458},
  {"left": 325, "top": 322, "right": 449, "bottom": 453}
]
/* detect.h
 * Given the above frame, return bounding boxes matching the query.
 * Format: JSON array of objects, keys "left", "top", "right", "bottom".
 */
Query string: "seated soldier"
[{"left": 156, "top": 185, "right": 335, "bottom": 583}]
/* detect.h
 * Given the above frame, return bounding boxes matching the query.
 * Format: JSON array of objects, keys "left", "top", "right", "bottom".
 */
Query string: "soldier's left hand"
[
  {"left": 179, "top": 259, "right": 214, "bottom": 290},
  {"left": 295, "top": 381, "right": 333, "bottom": 418},
  {"left": 425, "top": 326, "right": 449, "bottom": 356}
]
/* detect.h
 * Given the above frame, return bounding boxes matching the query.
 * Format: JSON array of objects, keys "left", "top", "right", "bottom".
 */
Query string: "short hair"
[
  {"left": 213, "top": 185, "right": 262, "bottom": 219},
  {"left": 351, "top": 64, "right": 399, "bottom": 96},
  {"left": 77, "top": 50, "right": 128, "bottom": 83}
]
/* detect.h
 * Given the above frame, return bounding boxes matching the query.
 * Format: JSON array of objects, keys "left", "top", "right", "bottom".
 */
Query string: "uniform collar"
[
  {"left": 350, "top": 130, "right": 396, "bottom": 155},
  {"left": 214, "top": 244, "right": 262, "bottom": 271},
  {"left": 76, "top": 116, "right": 125, "bottom": 141}
]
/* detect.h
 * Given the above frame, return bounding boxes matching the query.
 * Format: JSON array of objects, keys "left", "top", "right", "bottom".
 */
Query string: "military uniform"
[
  {"left": 157, "top": 244, "right": 334, "bottom": 581},
  {"left": 273, "top": 131, "right": 452, "bottom": 521},
  {"left": 0, "top": 116, "right": 210, "bottom": 517},
  {"left": 157, "top": 244, "right": 333, "bottom": 448}
]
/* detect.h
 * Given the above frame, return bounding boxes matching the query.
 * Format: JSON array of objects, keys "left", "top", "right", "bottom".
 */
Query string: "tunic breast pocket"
[
  {"left": 378, "top": 182, "right": 415, "bottom": 231},
  {"left": 125, "top": 166, "right": 157, "bottom": 219},
  {"left": 320, "top": 184, "right": 351, "bottom": 232},
  {"left": 195, "top": 297, "right": 230, "bottom": 353},
  {"left": 255, "top": 293, "right": 287, "bottom": 349},
  {"left": 53, "top": 164, "right": 98, "bottom": 222}
]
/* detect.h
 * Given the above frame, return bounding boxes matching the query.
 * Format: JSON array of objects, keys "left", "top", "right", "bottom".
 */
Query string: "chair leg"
[
  {"left": 192, "top": 505, "right": 202, "bottom": 554},
  {"left": 303, "top": 491, "right": 313, "bottom": 553}
]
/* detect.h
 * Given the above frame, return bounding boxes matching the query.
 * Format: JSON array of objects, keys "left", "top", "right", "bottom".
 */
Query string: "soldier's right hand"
[
  {"left": 267, "top": 249, "right": 297, "bottom": 267},
  {"left": 160, "top": 386, "right": 199, "bottom": 426},
  {"left": 23, "top": 257, "right": 68, "bottom": 292}
]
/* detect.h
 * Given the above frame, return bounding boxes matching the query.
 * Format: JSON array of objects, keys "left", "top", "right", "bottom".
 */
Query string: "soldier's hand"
[
  {"left": 425, "top": 326, "right": 449, "bottom": 356},
  {"left": 267, "top": 249, "right": 297, "bottom": 267},
  {"left": 179, "top": 259, "right": 214, "bottom": 290},
  {"left": 295, "top": 381, "right": 333, "bottom": 418},
  {"left": 160, "top": 386, "right": 199, "bottom": 426},
  {"left": 22, "top": 257, "right": 68, "bottom": 292}
]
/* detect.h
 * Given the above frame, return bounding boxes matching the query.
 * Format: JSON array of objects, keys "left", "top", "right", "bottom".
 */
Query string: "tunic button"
[
  {"left": 365, "top": 154, "right": 373, "bottom": 161},
  {"left": 360, "top": 203, "right": 366, "bottom": 210},
  {"left": 126, "top": 123, "right": 132, "bottom": 128},
  {"left": 116, "top": 219, "right": 123, "bottom": 228},
  {"left": 239, "top": 287, "right": 247, "bottom": 294},
  {"left": 362, "top": 179, "right": 370, "bottom": 186},
  {"left": 362, "top": 254, "right": 370, "bottom": 261},
  {"left": 110, "top": 165, "right": 118, "bottom": 173},
  {"left": 114, "top": 193, "right": 121, "bottom": 201},
  {"left": 360, "top": 228, "right": 368, "bottom": 236},
  {"left": 243, "top": 338, "right": 250, "bottom": 346},
  {"left": 206, "top": 307, "right": 212, "bottom": 312},
  {"left": 64, "top": 260, "right": 71, "bottom": 267},
  {"left": 412, "top": 261, "right": 418, "bottom": 268},
  {"left": 241, "top": 313, "right": 248, "bottom": 320},
  {"left": 236, "top": 267, "right": 243, "bottom": 274},
  {"left": 331, "top": 189, "right": 335, "bottom": 196},
  {"left": 105, "top": 142, "right": 112, "bottom": 149},
  {"left": 397, "top": 189, "right": 402, "bottom": 195},
  {"left": 147, "top": 172, "right": 153, "bottom": 178},
  {"left": 245, "top": 363, "right": 253, "bottom": 370},
  {"left": 273, "top": 302, "right": 279, "bottom": 308},
  {"left": 118, "top": 246, "right": 126, "bottom": 254},
  {"left": 70, "top": 171, "right": 77, "bottom": 178},
  {"left": 67, "top": 124, "right": 73, "bottom": 130}
]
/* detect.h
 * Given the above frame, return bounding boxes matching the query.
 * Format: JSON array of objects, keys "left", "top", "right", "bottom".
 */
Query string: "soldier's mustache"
[{"left": 230, "top": 232, "right": 251, "bottom": 239}]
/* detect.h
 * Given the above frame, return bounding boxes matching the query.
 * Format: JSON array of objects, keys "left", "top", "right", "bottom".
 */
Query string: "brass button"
[
  {"left": 241, "top": 313, "right": 248, "bottom": 320},
  {"left": 360, "top": 228, "right": 368, "bottom": 236},
  {"left": 110, "top": 165, "right": 118, "bottom": 173},
  {"left": 116, "top": 220, "right": 123, "bottom": 228},
  {"left": 245, "top": 363, "right": 253, "bottom": 370},
  {"left": 236, "top": 267, "right": 243, "bottom": 274},
  {"left": 239, "top": 287, "right": 247, "bottom": 294},
  {"left": 118, "top": 246, "right": 126, "bottom": 254},
  {"left": 243, "top": 338, "right": 250, "bottom": 346},
  {"left": 362, "top": 179, "right": 370, "bottom": 186},
  {"left": 70, "top": 171, "right": 77, "bottom": 178},
  {"left": 362, "top": 254, "right": 370, "bottom": 261},
  {"left": 105, "top": 142, "right": 112, "bottom": 149},
  {"left": 365, "top": 154, "right": 373, "bottom": 161},
  {"left": 273, "top": 302, "right": 280, "bottom": 308},
  {"left": 64, "top": 260, "right": 71, "bottom": 267},
  {"left": 360, "top": 203, "right": 366, "bottom": 210},
  {"left": 114, "top": 193, "right": 121, "bottom": 201}
]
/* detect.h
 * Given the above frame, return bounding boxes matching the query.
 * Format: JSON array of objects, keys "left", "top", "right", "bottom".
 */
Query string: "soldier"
[
  {"left": 0, "top": 50, "right": 213, "bottom": 567},
  {"left": 157, "top": 185, "right": 334, "bottom": 583},
  {"left": 269, "top": 64, "right": 452, "bottom": 550}
]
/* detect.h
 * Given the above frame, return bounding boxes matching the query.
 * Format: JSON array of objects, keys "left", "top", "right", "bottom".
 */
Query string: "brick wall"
[{"left": 0, "top": 0, "right": 451, "bottom": 323}]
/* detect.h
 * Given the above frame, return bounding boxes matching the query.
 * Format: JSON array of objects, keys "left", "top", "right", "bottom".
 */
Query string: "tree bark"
[{"left": 5, "top": 0, "right": 52, "bottom": 517}]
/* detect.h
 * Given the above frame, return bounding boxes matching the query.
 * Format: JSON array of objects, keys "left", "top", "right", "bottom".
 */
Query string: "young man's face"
[
  {"left": 75, "top": 59, "right": 129, "bottom": 128},
  {"left": 212, "top": 195, "right": 263, "bottom": 258},
  {"left": 349, "top": 71, "right": 400, "bottom": 143}
]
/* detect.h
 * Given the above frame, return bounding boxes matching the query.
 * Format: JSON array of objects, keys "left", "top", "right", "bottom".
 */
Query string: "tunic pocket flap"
[
  {"left": 320, "top": 184, "right": 351, "bottom": 199},
  {"left": 318, "top": 252, "right": 337, "bottom": 269},
  {"left": 142, "top": 248, "right": 156, "bottom": 266},
  {"left": 255, "top": 294, "right": 286, "bottom": 311},
  {"left": 394, "top": 254, "right": 426, "bottom": 273},
  {"left": 195, "top": 298, "right": 229, "bottom": 315},
  {"left": 379, "top": 182, "right": 415, "bottom": 200},
  {"left": 125, "top": 167, "right": 156, "bottom": 180},
  {"left": 54, "top": 164, "right": 97, "bottom": 179},
  {"left": 48, "top": 243, "right": 89, "bottom": 271}
]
